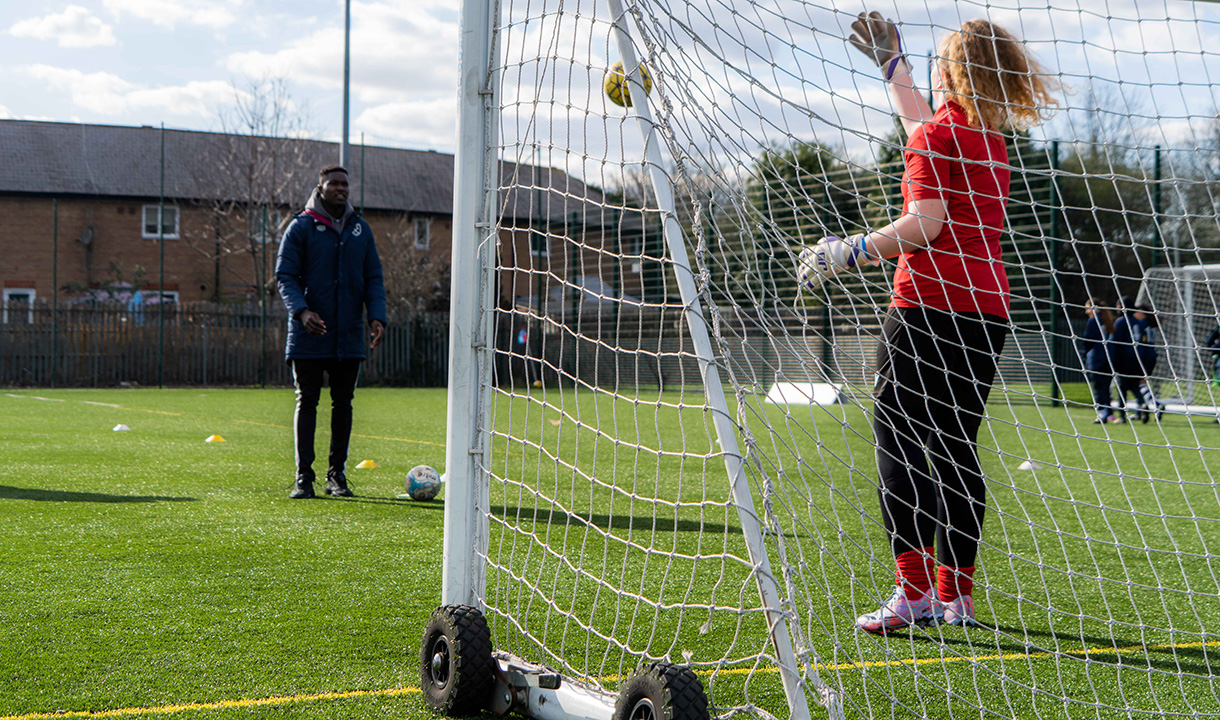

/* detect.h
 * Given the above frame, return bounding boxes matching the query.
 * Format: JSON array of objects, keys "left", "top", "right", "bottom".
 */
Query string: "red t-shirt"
[{"left": 892, "top": 101, "right": 1011, "bottom": 319}]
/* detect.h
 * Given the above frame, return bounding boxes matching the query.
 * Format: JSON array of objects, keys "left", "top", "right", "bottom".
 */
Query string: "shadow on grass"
[
  {"left": 338, "top": 495, "right": 446, "bottom": 508},
  {"left": 893, "top": 621, "right": 1220, "bottom": 677},
  {"left": 0, "top": 485, "right": 196, "bottom": 503},
  {"left": 492, "top": 503, "right": 740, "bottom": 535}
]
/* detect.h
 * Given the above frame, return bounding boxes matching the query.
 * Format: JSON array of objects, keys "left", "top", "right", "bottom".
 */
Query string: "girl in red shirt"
[{"left": 798, "top": 13, "right": 1058, "bottom": 632}]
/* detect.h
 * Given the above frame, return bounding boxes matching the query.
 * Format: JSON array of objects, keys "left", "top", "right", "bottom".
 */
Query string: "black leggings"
[{"left": 872, "top": 307, "right": 1008, "bottom": 569}]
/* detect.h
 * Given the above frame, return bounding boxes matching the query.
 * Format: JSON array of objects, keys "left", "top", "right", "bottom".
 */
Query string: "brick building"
[
  {"left": 1, "top": 119, "right": 659, "bottom": 329},
  {"left": 0, "top": 120, "right": 465, "bottom": 313}
]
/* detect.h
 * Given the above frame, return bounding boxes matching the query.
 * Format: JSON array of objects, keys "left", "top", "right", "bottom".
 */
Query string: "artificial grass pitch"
[
  {"left": 3, "top": 387, "right": 1220, "bottom": 719},
  {"left": 0, "top": 388, "right": 447, "bottom": 720}
]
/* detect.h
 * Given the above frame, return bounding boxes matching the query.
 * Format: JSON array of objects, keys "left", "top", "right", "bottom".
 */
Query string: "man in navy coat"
[{"left": 276, "top": 165, "right": 387, "bottom": 498}]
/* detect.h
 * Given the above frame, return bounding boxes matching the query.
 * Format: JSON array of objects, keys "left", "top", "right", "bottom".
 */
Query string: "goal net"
[
  {"left": 444, "top": 1, "right": 1220, "bottom": 719},
  {"left": 1139, "top": 264, "right": 1220, "bottom": 407}
]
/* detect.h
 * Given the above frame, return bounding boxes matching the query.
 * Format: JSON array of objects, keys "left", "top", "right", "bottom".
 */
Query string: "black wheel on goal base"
[
  {"left": 419, "top": 604, "right": 495, "bottom": 715},
  {"left": 614, "top": 662, "right": 710, "bottom": 720}
]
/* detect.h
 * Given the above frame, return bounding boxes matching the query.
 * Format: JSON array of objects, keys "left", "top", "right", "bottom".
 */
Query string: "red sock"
[
  {"left": 937, "top": 565, "right": 976, "bottom": 603},
  {"left": 895, "top": 548, "right": 935, "bottom": 599}
]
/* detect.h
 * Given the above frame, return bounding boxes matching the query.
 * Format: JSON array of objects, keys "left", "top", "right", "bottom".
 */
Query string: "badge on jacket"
[{"left": 353, "top": 224, "right": 363, "bottom": 237}]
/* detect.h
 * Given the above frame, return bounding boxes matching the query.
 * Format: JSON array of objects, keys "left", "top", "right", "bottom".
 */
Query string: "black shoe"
[
  {"left": 1140, "top": 408, "right": 1150, "bottom": 424},
  {"left": 325, "top": 470, "right": 353, "bottom": 498},
  {"left": 1157, "top": 405, "right": 1165, "bottom": 422},
  {"left": 289, "top": 476, "right": 315, "bottom": 499}
]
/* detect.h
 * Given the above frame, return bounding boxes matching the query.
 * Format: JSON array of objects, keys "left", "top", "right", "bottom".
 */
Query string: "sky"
[
  {"left": 1, "top": 0, "right": 461, "bottom": 152},
  {"left": 2, "top": 0, "right": 1218, "bottom": 184}
]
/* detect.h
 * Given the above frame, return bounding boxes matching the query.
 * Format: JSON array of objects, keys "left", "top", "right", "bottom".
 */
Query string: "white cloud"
[
  {"left": 356, "top": 98, "right": 457, "bottom": 150},
  {"left": 20, "top": 65, "right": 236, "bottom": 118},
  {"left": 224, "top": 2, "right": 457, "bottom": 106},
  {"left": 24, "top": 65, "right": 135, "bottom": 114},
  {"left": 10, "top": 6, "right": 117, "bottom": 48},
  {"left": 127, "top": 80, "right": 237, "bottom": 116},
  {"left": 0, "top": 101, "right": 54, "bottom": 122},
  {"left": 101, "top": 0, "right": 240, "bottom": 29}
]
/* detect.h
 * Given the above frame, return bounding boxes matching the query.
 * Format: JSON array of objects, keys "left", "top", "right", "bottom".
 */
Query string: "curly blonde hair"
[{"left": 938, "top": 19, "right": 1060, "bottom": 130}]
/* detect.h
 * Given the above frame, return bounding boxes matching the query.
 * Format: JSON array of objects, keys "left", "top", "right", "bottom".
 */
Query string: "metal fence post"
[
  {"left": 1048, "top": 140, "right": 1062, "bottom": 407},
  {"left": 158, "top": 123, "right": 166, "bottom": 389},
  {"left": 51, "top": 199, "right": 58, "bottom": 388},
  {"left": 261, "top": 206, "right": 268, "bottom": 388}
]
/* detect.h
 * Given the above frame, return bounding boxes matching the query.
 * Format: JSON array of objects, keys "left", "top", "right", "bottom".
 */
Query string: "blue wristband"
[{"left": 883, "top": 55, "right": 906, "bottom": 81}]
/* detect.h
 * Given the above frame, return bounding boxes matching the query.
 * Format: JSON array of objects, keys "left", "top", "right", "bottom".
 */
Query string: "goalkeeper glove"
[
  {"left": 796, "top": 234, "right": 869, "bottom": 291},
  {"left": 849, "top": 11, "right": 907, "bottom": 80}
]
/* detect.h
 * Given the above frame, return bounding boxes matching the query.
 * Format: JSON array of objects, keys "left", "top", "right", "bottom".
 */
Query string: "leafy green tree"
[{"left": 1053, "top": 146, "right": 1159, "bottom": 309}]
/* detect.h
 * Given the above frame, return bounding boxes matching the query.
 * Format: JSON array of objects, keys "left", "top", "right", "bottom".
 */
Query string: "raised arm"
[
  {"left": 795, "top": 198, "right": 945, "bottom": 291},
  {"left": 860, "top": 198, "right": 946, "bottom": 260},
  {"left": 849, "top": 11, "right": 934, "bottom": 137}
]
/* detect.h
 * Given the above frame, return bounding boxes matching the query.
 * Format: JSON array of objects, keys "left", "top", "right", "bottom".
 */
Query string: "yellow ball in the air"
[{"left": 604, "top": 60, "right": 653, "bottom": 108}]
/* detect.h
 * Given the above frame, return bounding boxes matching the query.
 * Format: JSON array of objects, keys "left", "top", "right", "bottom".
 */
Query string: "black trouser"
[
  {"left": 292, "top": 358, "right": 362, "bottom": 480},
  {"left": 1115, "top": 374, "right": 1142, "bottom": 412},
  {"left": 872, "top": 307, "right": 1009, "bottom": 570},
  {"left": 1085, "top": 369, "right": 1114, "bottom": 418}
]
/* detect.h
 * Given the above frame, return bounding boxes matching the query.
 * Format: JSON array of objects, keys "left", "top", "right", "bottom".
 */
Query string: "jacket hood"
[{"left": 305, "top": 188, "right": 354, "bottom": 229}]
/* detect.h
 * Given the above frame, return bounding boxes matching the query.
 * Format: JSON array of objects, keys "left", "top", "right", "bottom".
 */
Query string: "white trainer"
[
  {"left": 940, "top": 594, "right": 977, "bottom": 627},
  {"left": 855, "top": 586, "right": 940, "bottom": 634}
]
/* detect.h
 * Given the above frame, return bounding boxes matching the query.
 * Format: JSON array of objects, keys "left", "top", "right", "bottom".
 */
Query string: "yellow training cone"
[
  {"left": 356, "top": 459, "right": 379, "bottom": 469},
  {"left": 205, "top": 435, "right": 225, "bottom": 443}
]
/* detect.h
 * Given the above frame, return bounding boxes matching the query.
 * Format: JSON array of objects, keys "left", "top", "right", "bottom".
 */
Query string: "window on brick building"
[
  {"left": 2, "top": 288, "right": 35, "bottom": 324},
  {"left": 142, "top": 205, "right": 180, "bottom": 239},
  {"left": 414, "top": 217, "right": 431, "bottom": 250}
]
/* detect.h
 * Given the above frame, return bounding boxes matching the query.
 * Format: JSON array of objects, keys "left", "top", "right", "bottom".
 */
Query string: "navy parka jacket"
[
  {"left": 275, "top": 208, "right": 387, "bottom": 361},
  {"left": 1079, "top": 316, "right": 1109, "bottom": 372},
  {"left": 1108, "top": 314, "right": 1157, "bottom": 377}
]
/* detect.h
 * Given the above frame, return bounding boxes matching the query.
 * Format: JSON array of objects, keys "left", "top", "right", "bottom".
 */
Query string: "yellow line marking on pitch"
[
  {"left": 825, "top": 638, "right": 1220, "bottom": 672},
  {"left": 0, "top": 686, "right": 420, "bottom": 720},
  {"left": 9, "top": 639, "right": 1218, "bottom": 719},
  {"left": 696, "top": 639, "right": 1220, "bottom": 678}
]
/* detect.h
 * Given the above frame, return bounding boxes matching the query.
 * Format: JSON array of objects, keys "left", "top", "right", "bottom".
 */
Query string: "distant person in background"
[
  {"left": 1109, "top": 298, "right": 1164, "bottom": 424},
  {"left": 1079, "top": 298, "right": 1116, "bottom": 424},
  {"left": 1131, "top": 303, "right": 1165, "bottom": 422},
  {"left": 276, "top": 165, "right": 387, "bottom": 499},
  {"left": 1204, "top": 322, "right": 1220, "bottom": 424},
  {"left": 1204, "top": 323, "right": 1220, "bottom": 387}
]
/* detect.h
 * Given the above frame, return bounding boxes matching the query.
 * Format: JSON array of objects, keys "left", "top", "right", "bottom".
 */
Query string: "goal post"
[
  {"left": 443, "top": 0, "right": 499, "bottom": 609},
  {"left": 440, "top": 1, "right": 1220, "bottom": 719}
]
